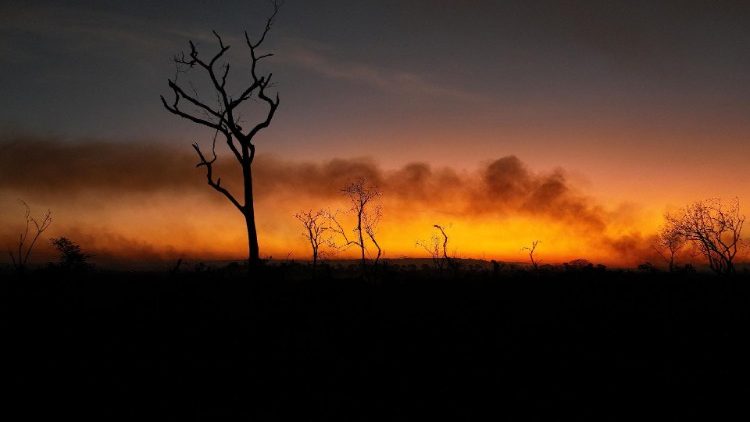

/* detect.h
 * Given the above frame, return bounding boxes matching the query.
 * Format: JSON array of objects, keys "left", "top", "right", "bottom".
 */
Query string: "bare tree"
[
  {"left": 522, "top": 240, "right": 540, "bottom": 270},
  {"left": 161, "top": 3, "right": 280, "bottom": 268},
  {"left": 327, "top": 178, "right": 382, "bottom": 269},
  {"left": 665, "top": 198, "right": 745, "bottom": 275},
  {"left": 433, "top": 224, "right": 451, "bottom": 263},
  {"left": 653, "top": 224, "right": 685, "bottom": 272},
  {"left": 8, "top": 201, "right": 52, "bottom": 271},
  {"left": 417, "top": 224, "right": 452, "bottom": 271},
  {"left": 416, "top": 232, "right": 443, "bottom": 271},
  {"left": 294, "top": 209, "right": 329, "bottom": 269},
  {"left": 363, "top": 204, "right": 383, "bottom": 265},
  {"left": 416, "top": 224, "right": 455, "bottom": 272}
]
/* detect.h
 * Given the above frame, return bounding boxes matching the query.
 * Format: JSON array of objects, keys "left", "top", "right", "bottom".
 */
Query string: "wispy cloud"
[
  {"left": 0, "top": 4, "right": 210, "bottom": 63},
  {"left": 279, "top": 39, "right": 484, "bottom": 102},
  {"left": 0, "top": 134, "right": 660, "bottom": 264},
  {"left": 0, "top": 134, "right": 606, "bottom": 227}
]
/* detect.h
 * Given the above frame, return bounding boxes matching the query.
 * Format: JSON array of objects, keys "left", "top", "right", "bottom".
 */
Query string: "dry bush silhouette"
[
  {"left": 564, "top": 259, "right": 594, "bottom": 271},
  {"left": 433, "top": 225, "right": 451, "bottom": 262},
  {"left": 362, "top": 204, "right": 383, "bottom": 265},
  {"left": 653, "top": 224, "right": 686, "bottom": 272},
  {"left": 665, "top": 198, "right": 745, "bottom": 275},
  {"left": 161, "top": 2, "right": 280, "bottom": 268},
  {"left": 522, "top": 240, "right": 540, "bottom": 270},
  {"left": 50, "top": 237, "right": 91, "bottom": 270},
  {"left": 327, "top": 178, "right": 382, "bottom": 269},
  {"left": 294, "top": 209, "right": 330, "bottom": 270},
  {"left": 416, "top": 232, "right": 443, "bottom": 271},
  {"left": 417, "top": 224, "right": 455, "bottom": 273},
  {"left": 7, "top": 201, "right": 52, "bottom": 271}
]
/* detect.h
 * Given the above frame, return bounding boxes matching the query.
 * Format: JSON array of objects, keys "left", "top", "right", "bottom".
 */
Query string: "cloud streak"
[
  {"left": 0, "top": 136, "right": 608, "bottom": 246},
  {"left": 0, "top": 135, "right": 603, "bottom": 227},
  {"left": 0, "top": 134, "right": 659, "bottom": 265},
  {"left": 280, "top": 40, "right": 484, "bottom": 102}
]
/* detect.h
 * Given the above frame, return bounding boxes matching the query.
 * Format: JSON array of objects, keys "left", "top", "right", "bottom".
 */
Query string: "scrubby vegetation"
[{"left": 4, "top": 263, "right": 749, "bottom": 419}]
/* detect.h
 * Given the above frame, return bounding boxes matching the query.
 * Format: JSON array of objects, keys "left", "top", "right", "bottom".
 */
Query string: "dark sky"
[{"left": 2, "top": 0, "right": 749, "bottom": 201}]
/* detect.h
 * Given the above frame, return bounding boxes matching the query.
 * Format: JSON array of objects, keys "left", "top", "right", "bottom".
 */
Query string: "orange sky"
[{"left": 2, "top": 136, "right": 745, "bottom": 268}]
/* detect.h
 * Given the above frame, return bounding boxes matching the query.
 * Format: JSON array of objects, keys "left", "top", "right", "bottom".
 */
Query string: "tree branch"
[
  {"left": 193, "top": 140, "right": 243, "bottom": 212},
  {"left": 161, "top": 92, "right": 226, "bottom": 132}
]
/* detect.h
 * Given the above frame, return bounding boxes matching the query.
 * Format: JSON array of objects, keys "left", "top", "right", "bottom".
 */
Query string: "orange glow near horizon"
[
  {"left": 0, "top": 191, "right": 672, "bottom": 267},
  {"left": 1, "top": 139, "right": 747, "bottom": 268}
]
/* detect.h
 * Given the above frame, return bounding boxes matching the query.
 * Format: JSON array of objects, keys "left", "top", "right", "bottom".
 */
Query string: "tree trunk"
[
  {"left": 312, "top": 239, "right": 318, "bottom": 270},
  {"left": 368, "top": 232, "right": 381, "bottom": 266},
  {"left": 725, "top": 259, "right": 735, "bottom": 275},
  {"left": 244, "top": 163, "right": 260, "bottom": 267},
  {"left": 668, "top": 254, "right": 674, "bottom": 272},
  {"left": 357, "top": 211, "right": 365, "bottom": 269}
]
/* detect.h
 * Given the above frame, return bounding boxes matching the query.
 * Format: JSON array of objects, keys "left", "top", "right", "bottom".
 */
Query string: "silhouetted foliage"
[
  {"left": 327, "top": 178, "right": 382, "bottom": 269},
  {"left": 170, "top": 257, "right": 184, "bottom": 275},
  {"left": 363, "top": 203, "right": 383, "bottom": 265},
  {"left": 417, "top": 224, "right": 455, "bottom": 273},
  {"left": 653, "top": 223, "right": 686, "bottom": 272},
  {"left": 564, "top": 259, "right": 594, "bottom": 272},
  {"left": 491, "top": 260, "right": 505, "bottom": 275},
  {"left": 433, "top": 225, "right": 451, "bottom": 261},
  {"left": 522, "top": 240, "right": 540, "bottom": 270},
  {"left": 675, "top": 263, "right": 696, "bottom": 274},
  {"left": 7, "top": 200, "right": 52, "bottom": 271},
  {"left": 50, "top": 237, "right": 90, "bottom": 270},
  {"left": 637, "top": 262, "right": 659, "bottom": 273},
  {"left": 6, "top": 266, "right": 750, "bottom": 420},
  {"left": 294, "top": 209, "right": 330, "bottom": 270},
  {"left": 666, "top": 198, "right": 745, "bottom": 275},
  {"left": 161, "top": 2, "right": 280, "bottom": 268},
  {"left": 417, "top": 232, "right": 443, "bottom": 271}
]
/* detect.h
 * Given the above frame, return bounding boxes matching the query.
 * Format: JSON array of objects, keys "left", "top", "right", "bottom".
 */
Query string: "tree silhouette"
[
  {"left": 417, "top": 224, "right": 453, "bottom": 272},
  {"left": 653, "top": 224, "right": 685, "bottom": 272},
  {"left": 294, "top": 209, "right": 329, "bottom": 270},
  {"left": 161, "top": 3, "right": 280, "bottom": 268},
  {"left": 433, "top": 224, "right": 452, "bottom": 263},
  {"left": 8, "top": 200, "right": 52, "bottom": 271},
  {"left": 327, "top": 178, "right": 382, "bottom": 269},
  {"left": 416, "top": 232, "right": 443, "bottom": 271},
  {"left": 522, "top": 240, "right": 540, "bottom": 270},
  {"left": 363, "top": 204, "right": 383, "bottom": 265},
  {"left": 50, "top": 237, "right": 90, "bottom": 270},
  {"left": 665, "top": 198, "right": 745, "bottom": 275}
]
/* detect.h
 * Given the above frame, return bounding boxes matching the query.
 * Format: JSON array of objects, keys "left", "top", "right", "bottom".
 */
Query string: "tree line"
[{"left": 655, "top": 198, "right": 744, "bottom": 275}]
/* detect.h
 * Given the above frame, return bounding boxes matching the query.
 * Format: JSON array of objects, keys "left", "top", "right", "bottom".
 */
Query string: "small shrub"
[
  {"left": 50, "top": 237, "right": 90, "bottom": 270},
  {"left": 637, "top": 262, "right": 659, "bottom": 273}
]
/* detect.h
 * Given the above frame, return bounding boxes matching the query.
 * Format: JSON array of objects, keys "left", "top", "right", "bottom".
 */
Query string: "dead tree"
[
  {"left": 417, "top": 224, "right": 452, "bottom": 272},
  {"left": 416, "top": 233, "right": 443, "bottom": 271},
  {"left": 327, "top": 178, "right": 382, "bottom": 269},
  {"left": 522, "top": 240, "right": 540, "bottom": 270},
  {"left": 666, "top": 198, "right": 745, "bottom": 275},
  {"left": 160, "top": 3, "right": 280, "bottom": 268},
  {"left": 421, "top": 224, "right": 456, "bottom": 272},
  {"left": 434, "top": 224, "right": 451, "bottom": 263},
  {"left": 363, "top": 204, "right": 383, "bottom": 265},
  {"left": 294, "top": 209, "right": 329, "bottom": 269},
  {"left": 8, "top": 201, "right": 52, "bottom": 271},
  {"left": 653, "top": 224, "right": 685, "bottom": 272}
]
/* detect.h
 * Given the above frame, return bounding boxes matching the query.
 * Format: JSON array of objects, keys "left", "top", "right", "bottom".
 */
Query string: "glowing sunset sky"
[{"left": 1, "top": 0, "right": 749, "bottom": 265}]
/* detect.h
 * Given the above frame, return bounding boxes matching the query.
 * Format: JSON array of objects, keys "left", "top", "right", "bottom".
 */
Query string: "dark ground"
[{"left": 4, "top": 264, "right": 750, "bottom": 420}]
